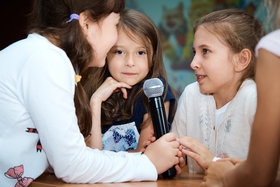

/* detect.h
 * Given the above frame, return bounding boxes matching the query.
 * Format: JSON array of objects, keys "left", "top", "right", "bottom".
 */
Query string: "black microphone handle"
[{"left": 148, "top": 96, "right": 176, "bottom": 178}]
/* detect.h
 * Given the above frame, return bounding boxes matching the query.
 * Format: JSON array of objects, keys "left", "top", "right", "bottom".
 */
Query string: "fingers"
[
  {"left": 120, "top": 87, "right": 127, "bottom": 99},
  {"left": 182, "top": 149, "right": 208, "bottom": 170},
  {"left": 181, "top": 149, "right": 199, "bottom": 161},
  {"left": 150, "top": 128, "right": 154, "bottom": 135},
  {"left": 179, "top": 155, "right": 186, "bottom": 168},
  {"left": 160, "top": 132, "right": 177, "bottom": 142},
  {"left": 218, "top": 158, "right": 244, "bottom": 165},
  {"left": 92, "top": 77, "right": 132, "bottom": 102},
  {"left": 177, "top": 150, "right": 183, "bottom": 157},
  {"left": 150, "top": 136, "right": 156, "bottom": 142},
  {"left": 178, "top": 136, "right": 193, "bottom": 146},
  {"left": 175, "top": 164, "right": 182, "bottom": 175},
  {"left": 179, "top": 136, "right": 203, "bottom": 152},
  {"left": 179, "top": 136, "right": 212, "bottom": 158}
]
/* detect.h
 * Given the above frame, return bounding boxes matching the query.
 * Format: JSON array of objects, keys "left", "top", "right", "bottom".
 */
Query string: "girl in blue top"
[{"left": 84, "top": 9, "right": 177, "bottom": 152}]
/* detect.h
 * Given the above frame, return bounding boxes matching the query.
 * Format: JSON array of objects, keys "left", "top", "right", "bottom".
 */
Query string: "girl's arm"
[
  {"left": 87, "top": 77, "right": 131, "bottom": 149},
  {"left": 24, "top": 52, "right": 160, "bottom": 183},
  {"left": 223, "top": 49, "right": 280, "bottom": 186}
]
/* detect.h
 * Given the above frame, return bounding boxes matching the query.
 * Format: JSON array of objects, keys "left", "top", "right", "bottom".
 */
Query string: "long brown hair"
[
  {"left": 84, "top": 9, "right": 176, "bottom": 126},
  {"left": 194, "top": 9, "right": 265, "bottom": 88},
  {"left": 28, "top": 0, "right": 125, "bottom": 137}
]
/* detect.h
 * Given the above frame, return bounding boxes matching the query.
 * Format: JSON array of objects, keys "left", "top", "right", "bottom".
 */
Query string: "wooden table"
[{"left": 30, "top": 171, "right": 203, "bottom": 187}]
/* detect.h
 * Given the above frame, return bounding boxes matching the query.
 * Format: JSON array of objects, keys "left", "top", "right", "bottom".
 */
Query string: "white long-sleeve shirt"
[
  {"left": 0, "top": 33, "right": 157, "bottom": 186},
  {"left": 171, "top": 79, "right": 257, "bottom": 173}
]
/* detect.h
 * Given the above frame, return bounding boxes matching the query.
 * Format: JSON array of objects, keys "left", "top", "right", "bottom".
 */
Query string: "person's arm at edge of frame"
[{"left": 222, "top": 49, "right": 280, "bottom": 187}]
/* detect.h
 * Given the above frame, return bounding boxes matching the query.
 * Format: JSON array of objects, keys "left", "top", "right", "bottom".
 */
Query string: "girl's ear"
[
  {"left": 234, "top": 48, "right": 252, "bottom": 72},
  {"left": 79, "top": 12, "right": 89, "bottom": 36}
]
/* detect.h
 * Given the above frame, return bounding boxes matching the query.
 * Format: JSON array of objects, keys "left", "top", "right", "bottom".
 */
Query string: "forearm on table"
[{"left": 223, "top": 120, "right": 279, "bottom": 186}]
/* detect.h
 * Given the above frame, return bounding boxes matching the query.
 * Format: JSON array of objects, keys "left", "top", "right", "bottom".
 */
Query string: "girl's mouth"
[
  {"left": 122, "top": 72, "right": 136, "bottom": 76},
  {"left": 196, "top": 75, "right": 206, "bottom": 82}
]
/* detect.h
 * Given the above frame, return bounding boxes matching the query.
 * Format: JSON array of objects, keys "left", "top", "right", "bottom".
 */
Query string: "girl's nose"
[
  {"left": 125, "top": 54, "right": 135, "bottom": 67},
  {"left": 190, "top": 56, "right": 200, "bottom": 70}
]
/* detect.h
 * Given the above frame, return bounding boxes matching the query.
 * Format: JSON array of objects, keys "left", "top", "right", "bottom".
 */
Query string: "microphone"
[{"left": 143, "top": 78, "right": 176, "bottom": 178}]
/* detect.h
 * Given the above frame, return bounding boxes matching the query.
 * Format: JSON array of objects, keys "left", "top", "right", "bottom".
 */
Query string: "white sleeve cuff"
[{"left": 212, "top": 156, "right": 221, "bottom": 162}]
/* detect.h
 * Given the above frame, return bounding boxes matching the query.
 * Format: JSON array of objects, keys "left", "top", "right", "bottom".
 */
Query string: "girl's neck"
[
  {"left": 213, "top": 75, "right": 243, "bottom": 109},
  {"left": 214, "top": 94, "right": 234, "bottom": 109},
  {"left": 213, "top": 83, "right": 240, "bottom": 109}
]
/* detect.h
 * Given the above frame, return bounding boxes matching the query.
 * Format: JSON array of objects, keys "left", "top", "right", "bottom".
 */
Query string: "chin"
[
  {"left": 199, "top": 87, "right": 211, "bottom": 95},
  {"left": 88, "top": 58, "right": 106, "bottom": 68},
  {"left": 123, "top": 80, "right": 135, "bottom": 86},
  {"left": 125, "top": 81, "right": 134, "bottom": 86}
]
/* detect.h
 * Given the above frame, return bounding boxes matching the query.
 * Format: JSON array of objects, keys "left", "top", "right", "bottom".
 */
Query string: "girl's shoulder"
[
  {"left": 239, "top": 79, "right": 256, "bottom": 92},
  {"left": 236, "top": 79, "right": 257, "bottom": 100},
  {"left": 182, "top": 81, "right": 201, "bottom": 96},
  {"left": 178, "top": 82, "right": 204, "bottom": 105}
]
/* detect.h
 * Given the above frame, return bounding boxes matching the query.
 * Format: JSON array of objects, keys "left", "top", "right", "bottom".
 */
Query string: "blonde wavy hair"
[{"left": 265, "top": 0, "right": 280, "bottom": 30}]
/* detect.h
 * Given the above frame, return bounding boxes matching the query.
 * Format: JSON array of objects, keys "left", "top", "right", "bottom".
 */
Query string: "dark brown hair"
[
  {"left": 84, "top": 9, "right": 176, "bottom": 127},
  {"left": 194, "top": 9, "right": 265, "bottom": 87},
  {"left": 28, "top": 0, "right": 125, "bottom": 137}
]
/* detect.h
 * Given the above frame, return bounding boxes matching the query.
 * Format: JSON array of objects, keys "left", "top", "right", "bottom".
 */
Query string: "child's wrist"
[{"left": 90, "top": 96, "right": 102, "bottom": 107}]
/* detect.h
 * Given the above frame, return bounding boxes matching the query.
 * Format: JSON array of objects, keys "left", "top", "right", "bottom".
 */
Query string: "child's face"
[
  {"left": 106, "top": 29, "right": 150, "bottom": 86},
  {"left": 191, "top": 26, "right": 238, "bottom": 96},
  {"left": 86, "top": 12, "right": 120, "bottom": 67}
]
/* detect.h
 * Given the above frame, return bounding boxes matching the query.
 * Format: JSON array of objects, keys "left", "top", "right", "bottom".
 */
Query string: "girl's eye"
[
  {"left": 115, "top": 50, "right": 124, "bottom": 55},
  {"left": 202, "top": 48, "right": 210, "bottom": 54},
  {"left": 192, "top": 50, "right": 196, "bottom": 55},
  {"left": 137, "top": 50, "right": 146, "bottom": 55}
]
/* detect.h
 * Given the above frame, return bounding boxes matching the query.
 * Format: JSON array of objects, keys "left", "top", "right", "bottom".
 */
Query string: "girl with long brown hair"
[
  {"left": 84, "top": 9, "right": 177, "bottom": 152},
  {"left": 0, "top": 1, "right": 180, "bottom": 185}
]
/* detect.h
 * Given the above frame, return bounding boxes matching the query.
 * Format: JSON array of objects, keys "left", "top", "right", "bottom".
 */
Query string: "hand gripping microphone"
[{"left": 143, "top": 78, "right": 176, "bottom": 178}]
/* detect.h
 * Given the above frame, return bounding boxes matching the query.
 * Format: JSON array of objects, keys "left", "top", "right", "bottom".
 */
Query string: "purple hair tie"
[{"left": 66, "top": 13, "right": 79, "bottom": 23}]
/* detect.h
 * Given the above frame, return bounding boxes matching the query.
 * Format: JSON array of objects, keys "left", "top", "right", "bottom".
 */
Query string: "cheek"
[
  {"left": 107, "top": 55, "right": 118, "bottom": 68},
  {"left": 139, "top": 60, "right": 150, "bottom": 76},
  {"left": 107, "top": 59, "right": 120, "bottom": 75}
]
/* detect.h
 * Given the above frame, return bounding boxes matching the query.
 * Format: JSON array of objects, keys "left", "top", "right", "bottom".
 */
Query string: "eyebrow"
[
  {"left": 193, "top": 43, "right": 211, "bottom": 50},
  {"left": 112, "top": 44, "right": 146, "bottom": 50},
  {"left": 198, "top": 44, "right": 210, "bottom": 48}
]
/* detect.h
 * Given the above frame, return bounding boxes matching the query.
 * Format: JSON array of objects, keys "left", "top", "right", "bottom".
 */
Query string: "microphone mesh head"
[{"left": 143, "top": 78, "right": 164, "bottom": 98}]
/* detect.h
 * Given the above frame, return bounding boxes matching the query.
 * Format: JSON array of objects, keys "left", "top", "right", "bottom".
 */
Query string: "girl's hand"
[
  {"left": 200, "top": 161, "right": 235, "bottom": 187},
  {"left": 144, "top": 133, "right": 179, "bottom": 174},
  {"left": 218, "top": 158, "right": 244, "bottom": 165},
  {"left": 175, "top": 146, "right": 186, "bottom": 175},
  {"left": 179, "top": 136, "right": 214, "bottom": 170},
  {"left": 140, "top": 136, "right": 156, "bottom": 153},
  {"left": 140, "top": 128, "right": 156, "bottom": 153},
  {"left": 90, "top": 77, "right": 131, "bottom": 105}
]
